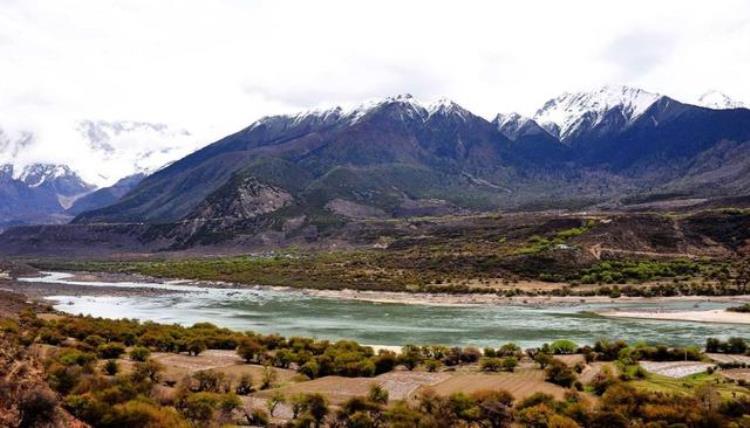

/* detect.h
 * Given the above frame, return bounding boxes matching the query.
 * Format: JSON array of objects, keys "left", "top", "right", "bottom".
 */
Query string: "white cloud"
[{"left": 1, "top": 0, "right": 749, "bottom": 184}]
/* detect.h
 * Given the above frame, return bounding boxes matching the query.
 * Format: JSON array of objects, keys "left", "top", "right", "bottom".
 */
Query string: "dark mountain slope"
[
  {"left": 75, "top": 96, "right": 563, "bottom": 225},
  {"left": 67, "top": 173, "right": 145, "bottom": 215}
]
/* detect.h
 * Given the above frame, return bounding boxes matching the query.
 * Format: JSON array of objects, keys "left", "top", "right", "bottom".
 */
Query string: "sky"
[{"left": 1, "top": 0, "right": 749, "bottom": 185}]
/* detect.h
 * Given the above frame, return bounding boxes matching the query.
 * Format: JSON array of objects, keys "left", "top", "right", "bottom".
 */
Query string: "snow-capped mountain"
[
  {"left": 0, "top": 118, "right": 198, "bottom": 228},
  {"left": 15, "top": 163, "right": 94, "bottom": 206},
  {"left": 76, "top": 120, "right": 196, "bottom": 184},
  {"left": 247, "top": 94, "right": 474, "bottom": 135},
  {"left": 0, "top": 163, "right": 94, "bottom": 227},
  {"left": 0, "top": 120, "right": 198, "bottom": 188},
  {"left": 696, "top": 90, "right": 746, "bottom": 110},
  {"left": 493, "top": 112, "right": 551, "bottom": 141},
  {"left": 533, "top": 85, "right": 663, "bottom": 141}
]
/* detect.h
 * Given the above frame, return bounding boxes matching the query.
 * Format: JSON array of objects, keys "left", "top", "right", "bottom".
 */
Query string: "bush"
[
  {"left": 480, "top": 357, "right": 503, "bottom": 372},
  {"left": 97, "top": 342, "right": 126, "bottom": 359},
  {"left": 727, "top": 303, "right": 750, "bottom": 313},
  {"left": 424, "top": 359, "right": 443, "bottom": 372},
  {"left": 186, "top": 338, "right": 207, "bottom": 356},
  {"left": 545, "top": 359, "right": 577, "bottom": 387},
  {"left": 104, "top": 359, "right": 119, "bottom": 376},
  {"left": 502, "top": 356, "right": 518, "bottom": 372},
  {"left": 193, "top": 370, "right": 228, "bottom": 393},
  {"left": 497, "top": 343, "right": 521, "bottom": 357},
  {"left": 460, "top": 347, "right": 482, "bottom": 363},
  {"left": 237, "top": 338, "right": 264, "bottom": 363},
  {"left": 589, "top": 365, "right": 617, "bottom": 395},
  {"left": 549, "top": 340, "right": 578, "bottom": 355},
  {"left": 534, "top": 352, "right": 553, "bottom": 369},
  {"left": 182, "top": 392, "right": 219, "bottom": 423},
  {"left": 130, "top": 346, "right": 151, "bottom": 362},
  {"left": 236, "top": 374, "right": 253, "bottom": 395},
  {"left": 18, "top": 386, "right": 58, "bottom": 427}
]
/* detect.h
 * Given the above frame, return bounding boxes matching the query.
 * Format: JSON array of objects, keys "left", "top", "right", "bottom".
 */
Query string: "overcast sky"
[{"left": 1, "top": 0, "right": 749, "bottom": 184}]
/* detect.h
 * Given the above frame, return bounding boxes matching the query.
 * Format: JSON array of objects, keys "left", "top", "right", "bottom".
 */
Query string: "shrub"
[
  {"left": 550, "top": 340, "right": 578, "bottom": 355},
  {"left": 545, "top": 359, "right": 577, "bottom": 387},
  {"left": 109, "top": 400, "right": 188, "bottom": 428},
  {"left": 480, "top": 357, "right": 503, "bottom": 372},
  {"left": 497, "top": 343, "right": 521, "bottom": 357},
  {"left": 182, "top": 392, "right": 219, "bottom": 423},
  {"left": 261, "top": 365, "right": 278, "bottom": 390},
  {"left": 460, "top": 347, "right": 482, "bottom": 363},
  {"left": 589, "top": 366, "right": 617, "bottom": 395},
  {"left": 237, "top": 338, "right": 264, "bottom": 363},
  {"left": 97, "top": 342, "right": 126, "bottom": 359},
  {"left": 424, "top": 359, "right": 443, "bottom": 372},
  {"left": 534, "top": 352, "right": 553, "bottom": 369},
  {"left": 186, "top": 338, "right": 207, "bottom": 356},
  {"left": 727, "top": 303, "right": 750, "bottom": 313},
  {"left": 193, "top": 370, "right": 228, "bottom": 393},
  {"left": 501, "top": 356, "right": 518, "bottom": 372},
  {"left": 374, "top": 350, "right": 398, "bottom": 374},
  {"left": 368, "top": 384, "right": 389, "bottom": 404},
  {"left": 130, "top": 346, "right": 151, "bottom": 362},
  {"left": 236, "top": 374, "right": 253, "bottom": 395},
  {"left": 103, "top": 359, "right": 119, "bottom": 376},
  {"left": 18, "top": 386, "right": 58, "bottom": 427}
]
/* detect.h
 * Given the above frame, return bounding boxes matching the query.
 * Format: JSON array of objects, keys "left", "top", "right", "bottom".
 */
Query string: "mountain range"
[
  {"left": 61, "top": 85, "right": 749, "bottom": 248},
  {"left": 2, "top": 85, "right": 749, "bottom": 250}
]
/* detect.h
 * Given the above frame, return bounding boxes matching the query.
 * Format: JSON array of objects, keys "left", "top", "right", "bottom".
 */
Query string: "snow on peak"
[
  {"left": 17, "top": 163, "right": 76, "bottom": 187},
  {"left": 347, "top": 93, "right": 428, "bottom": 123},
  {"left": 533, "top": 85, "right": 662, "bottom": 140},
  {"left": 695, "top": 90, "right": 746, "bottom": 110},
  {"left": 426, "top": 97, "right": 471, "bottom": 120},
  {"left": 494, "top": 113, "right": 550, "bottom": 140},
  {"left": 254, "top": 94, "right": 473, "bottom": 128}
]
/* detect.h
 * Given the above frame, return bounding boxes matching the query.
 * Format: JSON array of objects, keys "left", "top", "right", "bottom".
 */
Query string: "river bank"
[{"left": 597, "top": 308, "right": 750, "bottom": 325}]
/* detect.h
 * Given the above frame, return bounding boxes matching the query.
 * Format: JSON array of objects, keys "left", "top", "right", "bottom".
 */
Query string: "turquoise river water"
[{"left": 19, "top": 272, "right": 749, "bottom": 349}]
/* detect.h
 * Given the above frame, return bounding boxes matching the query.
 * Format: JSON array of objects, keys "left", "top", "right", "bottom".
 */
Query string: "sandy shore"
[
  {"left": 304, "top": 288, "right": 750, "bottom": 307},
  {"left": 598, "top": 309, "right": 750, "bottom": 325}
]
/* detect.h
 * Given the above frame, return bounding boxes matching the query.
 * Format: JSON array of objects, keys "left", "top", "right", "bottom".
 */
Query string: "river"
[{"left": 19, "top": 272, "right": 750, "bottom": 348}]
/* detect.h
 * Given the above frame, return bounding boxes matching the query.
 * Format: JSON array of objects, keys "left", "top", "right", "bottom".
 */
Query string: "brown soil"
[{"left": 425, "top": 367, "right": 568, "bottom": 400}]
